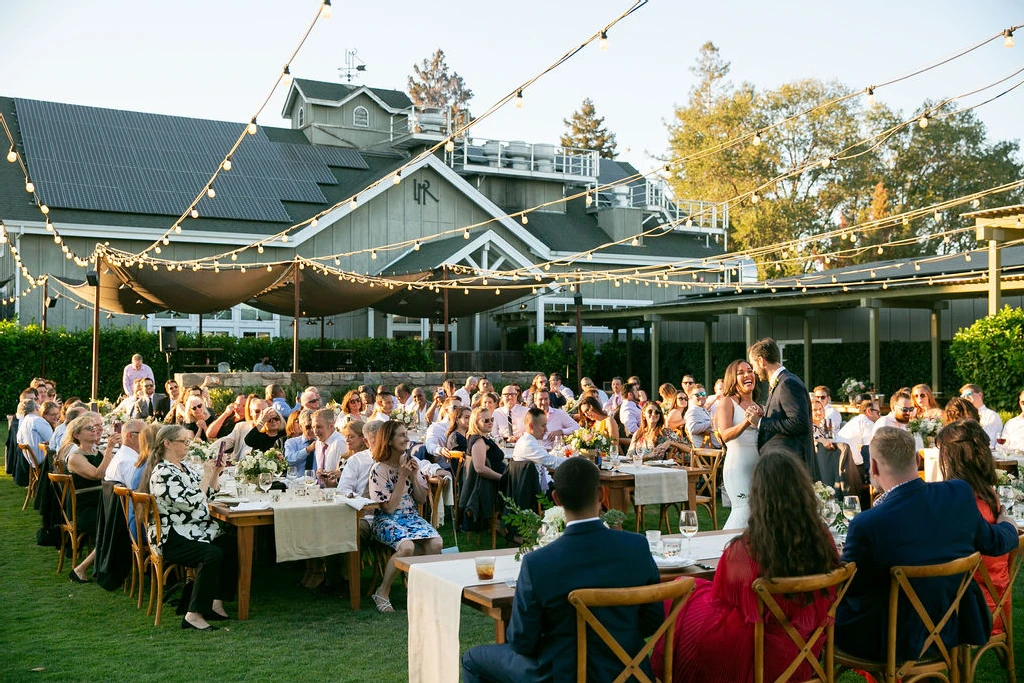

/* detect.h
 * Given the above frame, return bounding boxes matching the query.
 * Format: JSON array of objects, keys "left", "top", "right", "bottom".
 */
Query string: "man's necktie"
[{"left": 507, "top": 409, "right": 514, "bottom": 437}]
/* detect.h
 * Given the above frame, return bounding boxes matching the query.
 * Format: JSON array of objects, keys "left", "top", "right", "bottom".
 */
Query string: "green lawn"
[{"left": 0, "top": 422, "right": 1020, "bottom": 681}]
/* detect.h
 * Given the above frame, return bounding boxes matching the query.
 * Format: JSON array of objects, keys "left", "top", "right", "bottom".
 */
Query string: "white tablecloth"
[
  {"left": 618, "top": 465, "right": 689, "bottom": 505},
  {"left": 271, "top": 498, "right": 358, "bottom": 562},
  {"left": 408, "top": 555, "right": 521, "bottom": 683},
  {"left": 921, "top": 448, "right": 942, "bottom": 482},
  {"left": 671, "top": 531, "right": 741, "bottom": 560}
]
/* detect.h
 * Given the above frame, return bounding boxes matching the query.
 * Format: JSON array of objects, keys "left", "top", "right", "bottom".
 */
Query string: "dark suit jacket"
[
  {"left": 507, "top": 519, "right": 662, "bottom": 682},
  {"left": 837, "top": 478, "right": 1019, "bottom": 660},
  {"left": 757, "top": 369, "right": 815, "bottom": 475},
  {"left": 130, "top": 393, "right": 169, "bottom": 420}
]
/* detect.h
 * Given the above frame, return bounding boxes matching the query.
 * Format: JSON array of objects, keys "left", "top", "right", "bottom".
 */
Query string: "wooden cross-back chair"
[
  {"left": 835, "top": 552, "right": 982, "bottom": 683},
  {"left": 689, "top": 446, "right": 726, "bottom": 529},
  {"left": 752, "top": 562, "right": 857, "bottom": 683},
  {"left": 47, "top": 472, "right": 86, "bottom": 573},
  {"left": 19, "top": 444, "right": 41, "bottom": 510},
  {"left": 568, "top": 577, "right": 697, "bottom": 683},
  {"left": 131, "top": 491, "right": 183, "bottom": 626},
  {"left": 112, "top": 485, "right": 145, "bottom": 606},
  {"left": 961, "top": 534, "right": 1024, "bottom": 683}
]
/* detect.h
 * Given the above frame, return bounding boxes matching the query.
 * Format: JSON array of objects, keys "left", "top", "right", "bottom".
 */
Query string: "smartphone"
[
  {"left": 215, "top": 440, "right": 227, "bottom": 467},
  {"left": 113, "top": 421, "right": 122, "bottom": 434},
  {"left": 438, "top": 390, "right": 446, "bottom": 399}
]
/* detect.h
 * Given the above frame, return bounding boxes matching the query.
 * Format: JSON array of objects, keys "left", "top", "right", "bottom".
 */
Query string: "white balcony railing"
[
  {"left": 448, "top": 137, "right": 599, "bottom": 180},
  {"left": 596, "top": 178, "right": 728, "bottom": 233}
]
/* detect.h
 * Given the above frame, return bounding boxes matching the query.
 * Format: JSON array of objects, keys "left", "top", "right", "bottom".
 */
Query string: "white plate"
[{"left": 653, "top": 555, "right": 696, "bottom": 568}]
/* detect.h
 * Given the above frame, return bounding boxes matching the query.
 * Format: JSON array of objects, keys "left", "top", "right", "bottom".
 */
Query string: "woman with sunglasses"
[
  {"left": 243, "top": 408, "right": 286, "bottom": 452},
  {"left": 627, "top": 405, "right": 688, "bottom": 462},
  {"left": 63, "top": 412, "right": 122, "bottom": 583},
  {"left": 458, "top": 407, "right": 507, "bottom": 532},
  {"left": 666, "top": 392, "right": 690, "bottom": 434},
  {"left": 911, "top": 383, "right": 943, "bottom": 420},
  {"left": 335, "top": 389, "right": 364, "bottom": 429}
]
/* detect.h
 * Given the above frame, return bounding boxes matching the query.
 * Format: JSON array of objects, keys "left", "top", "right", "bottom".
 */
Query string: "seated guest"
[
  {"left": 580, "top": 376, "right": 609, "bottom": 406},
  {"left": 943, "top": 396, "right": 979, "bottom": 425},
  {"left": 243, "top": 407, "right": 285, "bottom": 453},
  {"left": 40, "top": 401, "right": 61, "bottom": 430},
  {"left": 1001, "top": 389, "right": 1024, "bottom": 450},
  {"left": 812, "top": 385, "right": 843, "bottom": 432},
  {"left": 618, "top": 383, "right": 642, "bottom": 436},
  {"left": 684, "top": 383, "right": 718, "bottom": 447},
  {"left": 265, "top": 383, "right": 292, "bottom": 421},
  {"left": 628, "top": 375, "right": 650, "bottom": 404},
  {"left": 493, "top": 386, "right": 528, "bottom": 442},
  {"left": 576, "top": 396, "right": 619, "bottom": 447},
  {"left": 422, "top": 398, "right": 462, "bottom": 465},
  {"left": 627, "top": 404, "right": 688, "bottom": 462},
  {"left": 51, "top": 403, "right": 86, "bottom": 455},
  {"left": 836, "top": 427, "right": 1018, "bottom": 660},
  {"left": 215, "top": 396, "right": 267, "bottom": 460},
  {"left": 911, "top": 384, "right": 943, "bottom": 420},
  {"left": 478, "top": 392, "right": 500, "bottom": 420},
  {"left": 139, "top": 425, "right": 236, "bottom": 630},
  {"left": 64, "top": 413, "right": 123, "bottom": 583},
  {"left": 445, "top": 406, "right": 471, "bottom": 457},
  {"left": 937, "top": 419, "right": 1013, "bottom": 633},
  {"left": 126, "top": 423, "right": 161, "bottom": 541},
  {"left": 104, "top": 418, "right": 145, "bottom": 484},
  {"left": 454, "top": 376, "right": 479, "bottom": 407},
  {"left": 665, "top": 391, "right": 689, "bottom": 435},
  {"left": 407, "top": 387, "right": 429, "bottom": 429},
  {"left": 205, "top": 394, "right": 244, "bottom": 440},
  {"left": 283, "top": 409, "right": 303, "bottom": 440},
  {"left": 520, "top": 373, "right": 548, "bottom": 409},
  {"left": 312, "top": 408, "right": 346, "bottom": 487},
  {"left": 183, "top": 397, "right": 215, "bottom": 442},
  {"left": 658, "top": 382, "right": 678, "bottom": 413},
  {"left": 532, "top": 389, "right": 579, "bottom": 450},
  {"left": 463, "top": 457, "right": 661, "bottom": 682},
  {"left": 837, "top": 398, "right": 879, "bottom": 473},
  {"left": 512, "top": 407, "right": 564, "bottom": 491},
  {"left": 368, "top": 420, "right": 442, "bottom": 613},
  {"left": 960, "top": 384, "right": 1003, "bottom": 447},
  {"left": 369, "top": 392, "right": 396, "bottom": 422},
  {"left": 652, "top": 451, "right": 841, "bottom": 682},
  {"left": 337, "top": 420, "right": 374, "bottom": 500},
  {"left": 357, "top": 385, "right": 376, "bottom": 419},
  {"left": 284, "top": 409, "right": 317, "bottom": 472},
  {"left": 334, "top": 389, "right": 365, "bottom": 430},
  {"left": 459, "top": 408, "right": 507, "bottom": 531},
  {"left": 16, "top": 398, "right": 53, "bottom": 466},
  {"left": 872, "top": 390, "right": 915, "bottom": 436}
]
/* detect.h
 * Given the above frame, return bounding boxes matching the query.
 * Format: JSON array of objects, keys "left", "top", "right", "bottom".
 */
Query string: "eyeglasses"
[
  {"left": 913, "top": 393, "right": 928, "bottom": 399},
  {"left": 694, "top": 392, "right": 707, "bottom": 397},
  {"left": 644, "top": 411, "right": 662, "bottom": 418},
  {"left": 677, "top": 396, "right": 688, "bottom": 401},
  {"left": 897, "top": 407, "right": 915, "bottom": 413},
  {"left": 349, "top": 398, "right": 361, "bottom": 403},
  {"left": 266, "top": 417, "right": 282, "bottom": 423},
  {"left": 961, "top": 392, "right": 973, "bottom": 399},
  {"left": 84, "top": 425, "right": 103, "bottom": 432},
  {"left": 866, "top": 408, "right": 880, "bottom": 414},
  {"left": 480, "top": 418, "right": 494, "bottom": 424},
  {"left": 813, "top": 395, "right": 828, "bottom": 400}
]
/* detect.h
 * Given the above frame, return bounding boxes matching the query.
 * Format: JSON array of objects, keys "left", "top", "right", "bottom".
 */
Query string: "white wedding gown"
[{"left": 721, "top": 398, "right": 759, "bottom": 530}]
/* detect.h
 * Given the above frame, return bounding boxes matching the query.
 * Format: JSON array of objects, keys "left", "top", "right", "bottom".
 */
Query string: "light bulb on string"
[
  {"left": 371, "top": 250, "right": 377, "bottom": 260},
  {"left": 444, "top": 139, "right": 455, "bottom": 153},
  {"left": 190, "top": 208, "right": 199, "bottom": 219},
  {"left": 393, "top": 171, "right": 402, "bottom": 185},
  {"left": 247, "top": 119, "right": 258, "bottom": 135},
  {"left": 752, "top": 131, "right": 762, "bottom": 147},
  {"left": 230, "top": 253, "right": 238, "bottom": 261},
  {"left": 586, "top": 252, "right": 593, "bottom": 261},
  {"left": 25, "top": 180, "right": 34, "bottom": 193},
  {"left": 207, "top": 186, "right": 216, "bottom": 199},
  {"left": 45, "top": 220, "right": 53, "bottom": 232},
  {"left": 934, "top": 210, "right": 942, "bottom": 222},
  {"left": 1005, "top": 28, "right": 1015, "bottom": 48},
  {"left": 631, "top": 236, "right": 639, "bottom": 247},
  {"left": 162, "top": 237, "right": 170, "bottom": 245},
  {"left": 877, "top": 246, "right": 883, "bottom": 255},
  {"left": 971, "top": 198, "right": 980, "bottom": 209},
  {"left": 463, "top": 229, "right": 470, "bottom": 240},
  {"left": 965, "top": 252, "right": 972, "bottom": 262},
  {"left": 918, "top": 115, "right": 929, "bottom": 129},
  {"left": 53, "top": 234, "right": 61, "bottom": 244},
  {"left": 281, "top": 234, "right": 289, "bottom": 243},
  {"left": 515, "top": 90, "right": 524, "bottom": 108},
  {"left": 282, "top": 65, "right": 293, "bottom": 88},
  {"left": 154, "top": 246, "right": 162, "bottom": 254},
  {"left": 521, "top": 214, "right": 528, "bottom": 225},
  {"left": 820, "top": 156, "right": 831, "bottom": 169},
  {"left": 6, "top": 148, "right": 16, "bottom": 163},
  {"left": 750, "top": 191, "right": 760, "bottom": 204},
  {"left": 39, "top": 204, "right": 49, "bottom": 215},
  {"left": 413, "top": 241, "right": 420, "bottom": 251},
  {"left": 599, "top": 31, "right": 608, "bottom": 50},
  {"left": 865, "top": 87, "right": 876, "bottom": 107},
  {"left": 222, "top": 157, "right": 232, "bottom": 171},
  {"left": 257, "top": 245, "right": 264, "bottom": 254},
  {"left": 310, "top": 217, "right": 318, "bottom": 228},
  {"left": 320, "top": 0, "right": 332, "bottom": 18},
  {"left": 585, "top": 192, "right": 593, "bottom": 208}
]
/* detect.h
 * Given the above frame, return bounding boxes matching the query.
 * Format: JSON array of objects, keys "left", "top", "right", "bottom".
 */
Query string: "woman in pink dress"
[
  {"left": 653, "top": 450, "right": 841, "bottom": 682},
  {"left": 937, "top": 419, "right": 1011, "bottom": 633}
]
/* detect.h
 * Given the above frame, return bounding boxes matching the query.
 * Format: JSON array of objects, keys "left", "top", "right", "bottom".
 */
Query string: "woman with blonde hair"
[
  {"left": 658, "top": 383, "right": 678, "bottom": 413},
  {"left": 458, "top": 407, "right": 506, "bottom": 533},
  {"left": 911, "top": 384, "right": 943, "bottom": 419}
]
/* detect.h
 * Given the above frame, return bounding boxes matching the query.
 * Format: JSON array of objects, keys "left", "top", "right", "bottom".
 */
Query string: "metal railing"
[
  {"left": 389, "top": 105, "right": 457, "bottom": 140},
  {"left": 596, "top": 178, "right": 728, "bottom": 232},
  {"left": 448, "top": 137, "right": 599, "bottom": 179}
]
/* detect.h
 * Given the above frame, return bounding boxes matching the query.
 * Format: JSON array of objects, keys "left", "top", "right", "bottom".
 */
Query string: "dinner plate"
[{"left": 653, "top": 555, "right": 696, "bottom": 568}]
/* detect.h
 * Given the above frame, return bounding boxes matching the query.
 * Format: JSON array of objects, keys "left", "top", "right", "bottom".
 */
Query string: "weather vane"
[{"left": 339, "top": 49, "right": 367, "bottom": 83}]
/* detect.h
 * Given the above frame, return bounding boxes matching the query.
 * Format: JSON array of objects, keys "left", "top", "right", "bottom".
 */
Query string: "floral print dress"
[
  {"left": 368, "top": 461, "right": 439, "bottom": 550},
  {"left": 149, "top": 460, "right": 219, "bottom": 549}
]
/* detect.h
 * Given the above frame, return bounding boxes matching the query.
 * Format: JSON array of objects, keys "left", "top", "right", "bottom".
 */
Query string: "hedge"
[
  {"left": 950, "top": 306, "right": 1024, "bottom": 413},
  {"left": 0, "top": 321, "right": 433, "bottom": 409}
]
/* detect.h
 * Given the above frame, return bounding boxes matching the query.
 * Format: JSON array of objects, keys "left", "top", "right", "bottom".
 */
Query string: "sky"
[{"left": 1, "top": 0, "right": 1021, "bottom": 175}]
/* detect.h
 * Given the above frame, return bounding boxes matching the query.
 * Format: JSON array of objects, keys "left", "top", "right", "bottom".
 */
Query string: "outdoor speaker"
[
  {"left": 159, "top": 326, "right": 177, "bottom": 353},
  {"left": 85, "top": 271, "right": 99, "bottom": 286}
]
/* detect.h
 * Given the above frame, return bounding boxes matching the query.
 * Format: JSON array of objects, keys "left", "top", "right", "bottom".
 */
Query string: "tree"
[
  {"left": 560, "top": 98, "right": 618, "bottom": 158},
  {"left": 407, "top": 49, "right": 473, "bottom": 126}
]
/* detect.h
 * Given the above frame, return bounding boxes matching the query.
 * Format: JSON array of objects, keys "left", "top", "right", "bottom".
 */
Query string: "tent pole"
[
  {"left": 41, "top": 278, "right": 48, "bottom": 377},
  {"left": 91, "top": 271, "right": 100, "bottom": 401},
  {"left": 443, "top": 265, "right": 449, "bottom": 377},
  {"left": 293, "top": 263, "right": 301, "bottom": 373},
  {"left": 197, "top": 313, "right": 203, "bottom": 347}
]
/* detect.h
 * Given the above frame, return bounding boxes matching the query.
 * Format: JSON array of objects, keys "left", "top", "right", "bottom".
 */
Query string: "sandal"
[{"left": 372, "top": 591, "right": 395, "bottom": 613}]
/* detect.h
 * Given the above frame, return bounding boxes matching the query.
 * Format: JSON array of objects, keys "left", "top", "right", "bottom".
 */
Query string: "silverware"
[{"left": 694, "top": 562, "right": 714, "bottom": 570}]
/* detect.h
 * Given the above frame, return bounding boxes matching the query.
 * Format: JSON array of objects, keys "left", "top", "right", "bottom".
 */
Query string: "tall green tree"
[
  {"left": 407, "top": 49, "right": 474, "bottom": 125},
  {"left": 560, "top": 98, "right": 618, "bottom": 158}
]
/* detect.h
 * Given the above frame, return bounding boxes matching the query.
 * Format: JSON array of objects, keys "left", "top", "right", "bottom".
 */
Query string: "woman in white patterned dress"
[{"left": 716, "top": 360, "right": 761, "bottom": 530}]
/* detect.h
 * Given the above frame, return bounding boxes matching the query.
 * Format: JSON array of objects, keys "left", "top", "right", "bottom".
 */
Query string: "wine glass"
[
  {"left": 679, "top": 510, "right": 699, "bottom": 558},
  {"left": 631, "top": 448, "right": 644, "bottom": 467},
  {"left": 302, "top": 469, "right": 317, "bottom": 496},
  {"left": 610, "top": 444, "right": 621, "bottom": 472},
  {"left": 842, "top": 496, "right": 861, "bottom": 522},
  {"left": 998, "top": 485, "right": 1016, "bottom": 516},
  {"left": 258, "top": 472, "right": 273, "bottom": 497}
]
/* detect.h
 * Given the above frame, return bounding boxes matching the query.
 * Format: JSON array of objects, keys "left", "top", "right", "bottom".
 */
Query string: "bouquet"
[
  {"left": 813, "top": 480, "right": 847, "bottom": 533},
  {"left": 390, "top": 407, "right": 416, "bottom": 428},
  {"left": 908, "top": 417, "right": 942, "bottom": 439},
  {"left": 187, "top": 442, "right": 215, "bottom": 463},
  {"left": 840, "top": 378, "right": 869, "bottom": 402},
  {"left": 236, "top": 447, "right": 286, "bottom": 483},
  {"left": 537, "top": 506, "right": 566, "bottom": 546},
  {"left": 565, "top": 427, "right": 611, "bottom": 453}
]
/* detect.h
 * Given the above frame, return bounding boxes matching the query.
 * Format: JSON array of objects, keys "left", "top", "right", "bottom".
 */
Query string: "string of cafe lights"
[{"left": 133, "top": 0, "right": 649, "bottom": 261}]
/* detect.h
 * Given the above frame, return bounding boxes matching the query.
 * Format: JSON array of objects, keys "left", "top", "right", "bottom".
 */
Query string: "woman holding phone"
[{"left": 368, "top": 420, "right": 441, "bottom": 613}]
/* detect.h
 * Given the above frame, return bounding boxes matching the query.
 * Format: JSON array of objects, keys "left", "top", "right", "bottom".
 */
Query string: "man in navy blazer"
[
  {"left": 462, "top": 457, "right": 662, "bottom": 682},
  {"left": 745, "top": 338, "right": 817, "bottom": 478},
  {"left": 836, "top": 426, "right": 1019, "bottom": 661}
]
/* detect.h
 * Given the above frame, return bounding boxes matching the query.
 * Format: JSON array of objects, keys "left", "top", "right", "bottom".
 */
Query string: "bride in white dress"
[{"left": 715, "top": 359, "right": 761, "bottom": 530}]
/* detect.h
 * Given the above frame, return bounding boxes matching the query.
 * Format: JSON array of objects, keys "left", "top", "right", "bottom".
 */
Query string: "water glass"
[
  {"left": 679, "top": 510, "right": 699, "bottom": 558},
  {"left": 631, "top": 450, "right": 643, "bottom": 467},
  {"left": 998, "top": 485, "right": 1015, "bottom": 516}
]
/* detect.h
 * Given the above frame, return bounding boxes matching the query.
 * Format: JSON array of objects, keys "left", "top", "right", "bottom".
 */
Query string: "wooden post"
[
  {"left": 442, "top": 265, "right": 450, "bottom": 377},
  {"left": 867, "top": 303, "right": 880, "bottom": 392},
  {"left": 625, "top": 325, "right": 633, "bottom": 378},
  {"left": 988, "top": 239, "right": 1000, "bottom": 315},
  {"left": 91, "top": 272, "right": 100, "bottom": 401},
  {"left": 930, "top": 306, "right": 942, "bottom": 393},
  {"left": 574, "top": 293, "right": 583, "bottom": 386},
  {"left": 703, "top": 319, "right": 713, "bottom": 389},
  {"left": 292, "top": 263, "right": 301, "bottom": 372},
  {"left": 802, "top": 315, "right": 812, "bottom": 387},
  {"left": 40, "top": 278, "right": 48, "bottom": 377},
  {"left": 649, "top": 319, "right": 660, "bottom": 392}
]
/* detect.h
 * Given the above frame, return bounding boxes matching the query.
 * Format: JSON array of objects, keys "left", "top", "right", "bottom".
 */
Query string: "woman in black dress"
[
  {"left": 458, "top": 407, "right": 506, "bottom": 531},
  {"left": 243, "top": 408, "right": 286, "bottom": 452}
]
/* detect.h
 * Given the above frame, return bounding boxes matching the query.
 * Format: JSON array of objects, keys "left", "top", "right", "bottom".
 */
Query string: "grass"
[{"left": 0, "top": 419, "right": 1020, "bottom": 681}]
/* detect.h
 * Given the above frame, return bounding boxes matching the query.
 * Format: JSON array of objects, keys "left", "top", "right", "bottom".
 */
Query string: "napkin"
[
  {"left": 339, "top": 495, "right": 373, "bottom": 511},
  {"left": 233, "top": 501, "right": 272, "bottom": 511}
]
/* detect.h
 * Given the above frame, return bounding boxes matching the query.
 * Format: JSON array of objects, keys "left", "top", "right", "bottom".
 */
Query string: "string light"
[
  {"left": 257, "top": 245, "right": 264, "bottom": 254},
  {"left": 320, "top": 0, "right": 332, "bottom": 19},
  {"left": 918, "top": 114, "right": 929, "bottom": 128},
  {"left": 515, "top": 90, "right": 524, "bottom": 108},
  {"left": 752, "top": 132, "right": 762, "bottom": 147},
  {"left": 463, "top": 229, "right": 470, "bottom": 240},
  {"left": 393, "top": 171, "right": 401, "bottom": 185},
  {"left": 865, "top": 87, "right": 876, "bottom": 107},
  {"left": 413, "top": 241, "right": 420, "bottom": 251},
  {"left": 206, "top": 186, "right": 216, "bottom": 199},
  {"left": 750, "top": 191, "right": 760, "bottom": 204},
  {"left": 1005, "top": 29, "right": 1015, "bottom": 48},
  {"left": 39, "top": 204, "right": 49, "bottom": 215},
  {"left": 585, "top": 193, "right": 593, "bottom": 207},
  {"left": 282, "top": 65, "right": 293, "bottom": 88},
  {"left": 371, "top": 250, "right": 377, "bottom": 260},
  {"left": 25, "top": 180, "right": 34, "bottom": 193},
  {"left": 6, "top": 148, "right": 16, "bottom": 163},
  {"left": 630, "top": 236, "right": 640, "bottom": 247},
  {"left": 521, "top": 214, "right": 528, "bottom": 225},
  {"left": 247, "top": 118, "right": 258, "bottom": 135},
  {"left": 599, "top": 31, "right": 608, "bottom": 51},
  {"left": 190, "top": 208, "right": 199, "bottom": 219},
  {"left": 222, "top": 156, "right": 232, "bottom": 171},
  {"left": 445, "top": 139, "right": 455, "bottom": 153}
]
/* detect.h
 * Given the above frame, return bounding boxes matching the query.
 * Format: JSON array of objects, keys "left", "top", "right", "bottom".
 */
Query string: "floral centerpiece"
[
  {"left": 390, "top": 406, "right": 416, "bottom": 428},
  {"left": 908, "top": 417, "right": 942, "bottom": 447},
  {"left": 840, "top": 378, "right": 869, "bottom": 404},
  {"left": 565, "top": 427, "right": 611, "bottom": 459},
  {"left": 813, "top": 480, "right": 847, "bottom": 534},
  {"left": 236, "top": 447, "right": 286, "bottom": 483}
]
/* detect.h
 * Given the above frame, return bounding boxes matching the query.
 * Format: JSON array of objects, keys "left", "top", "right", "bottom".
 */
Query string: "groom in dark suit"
[
  {"left": 744, "top": 338, "right": 817, "bottom": 478},
  {"left": 462, "top": 457, "right": 662, "bottom": 683}
]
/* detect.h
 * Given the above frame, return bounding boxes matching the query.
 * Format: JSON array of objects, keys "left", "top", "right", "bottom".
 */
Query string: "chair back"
[
  {"left": 130, "top": 491, "right": 160, "bottom": 554},
  {"left": 568, "top": 577, "right": 696, "bottom": 683},
  {"left": 18, "top": 443, "right": 39, "bottom": 470},
  {"left": 975, "top": 532, "right": 1024, "bottom": 638},
  {"left": 752, "top": 562, "right": 857, "bottom": 683},
  {"left": 112, "top": 485, "right": 141, "bottom": 546},
  {"left": 886, "top": 552, "right": 981, "bottom": 677},
  {"left": 47, "top": 472, "right": 76, "bottom": 530},
  {"left": 498, "top": 459, "right": 543, "bottom": 513}
]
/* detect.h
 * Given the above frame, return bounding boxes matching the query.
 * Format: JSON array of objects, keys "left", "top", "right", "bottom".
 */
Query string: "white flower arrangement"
[
  {"left": 236, "top": 447, "right": 286, "bottom": 483},
  {"left": 565, "top": 427, "right": 611, "bottom": 453},
  {"left": 537, "top": 506, "right": 566, "bottom": 546},
  {"left": 840, "top": 378, "right": 869, "bottom": 402},
  {"left": 390, "top": 407, "right": 416, "bottom": 428},
  {"left": 908, "top": 417, "right": 942, "bottom": 438},
  {"left": 813, "top": 480, "right": 847, "bottom": 533}
]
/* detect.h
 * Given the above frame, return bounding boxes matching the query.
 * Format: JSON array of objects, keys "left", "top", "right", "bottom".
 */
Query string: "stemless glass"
[
  {"left": 680, "top": 510, "right": 699, "bottom": 558},
  {"left": 842, "top": 496, "right": 861, "bottom": 522},
  {"left": 258, "top": 472, "right": 273, "bottom": 496},
  {"left": 631, "top": 448, "right": 644, "bottom": 467}
]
